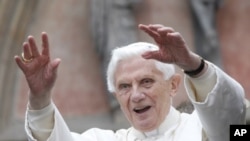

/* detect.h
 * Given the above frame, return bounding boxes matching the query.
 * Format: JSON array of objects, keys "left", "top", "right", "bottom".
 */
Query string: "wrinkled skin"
[
  {"left": 15, "top": 32, "right": 61, "bottom": 110},
  {"left": 114, "top": 56, "right": 180, "bottom": 131},
  {"left": 15, "top": 24, "right": 203, "bottom": 110},
  {"left": 138, "top": 24, "right": 201, "bottom": 71}
]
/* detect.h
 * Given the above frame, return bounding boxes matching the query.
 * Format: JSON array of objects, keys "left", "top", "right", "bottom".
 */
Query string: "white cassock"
[{"left": 25, "top": 62, "right": 246, "bottom": 141}]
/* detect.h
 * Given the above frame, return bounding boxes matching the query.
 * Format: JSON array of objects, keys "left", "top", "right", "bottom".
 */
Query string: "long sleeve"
[
  {"left": 25, "top": 102, "right": 74, "bottom": 141},
  {"left": 185, "top": 61, "right": 217, "bottom": 102},
  {"left": 184, "top": 62, "right": 246, "bottom": 141},
  {"left": 26, "top": 103, "right": 54, "bottom": 141},
  {"left": 25, "top": 102, "right": 119, "bottom": 141}
]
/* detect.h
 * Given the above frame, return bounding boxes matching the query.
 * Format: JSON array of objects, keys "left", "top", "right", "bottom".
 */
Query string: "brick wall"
[
  {"left": 217, "top": 0, "right": 250, "bottom": 99},
  {"left": 2, "top": 0, "right": 249, "bottom": 140}
]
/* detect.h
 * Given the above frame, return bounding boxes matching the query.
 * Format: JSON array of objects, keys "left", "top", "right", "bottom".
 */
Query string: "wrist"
[
  {"left": 176, "top": 53, "right": 201, "bottom": 71},
  {"left": 184, "top": 58, "right": 205, "bottom": 76},
  {"left": 183, "top": 57, "right": 207, "bottom": 77},
  {"left": 29, "top": 91, "right": 51, "bottom": 110}
]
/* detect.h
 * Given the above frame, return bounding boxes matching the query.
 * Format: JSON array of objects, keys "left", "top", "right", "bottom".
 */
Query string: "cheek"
[
  {"left": 154, "top": 92, "right": 171, "bottom": 120},
  {"left": 151, "top": 85, "right": 172, "bottom": 109},
  {"left": 116, "top": 95, "right": 130, "bottom": 111},
  {"left": 116, "top": 95, "right": 134, "bottom": 121},
  {"left": 152, "top": 84, "right": 171, "bottom": 99}
]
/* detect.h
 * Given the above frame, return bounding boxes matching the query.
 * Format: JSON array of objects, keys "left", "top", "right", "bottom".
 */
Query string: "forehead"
[{"left": 114, "top": 56, "right": 164, "bottom": 81}]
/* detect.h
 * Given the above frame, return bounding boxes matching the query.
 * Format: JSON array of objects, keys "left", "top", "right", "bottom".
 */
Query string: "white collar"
[{"left": 130, "top": 106, "right": 181, "bottom": 139}]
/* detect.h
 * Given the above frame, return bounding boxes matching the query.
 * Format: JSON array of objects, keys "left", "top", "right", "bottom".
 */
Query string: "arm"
[
  {"left": 15, "top": 33, "right": 117, "bottom": 141},
  {"left": 138, "top": 24, "right": 207, "bottom": 77},
  {"left": 25, "top": 102, "right": 118, "bottom": 141},
  {"left": 25, "top": 102, "right": 78, "bottom": 141},
  {"left": 185, "top": 61, "right": 216, "bottom": 102},
  {"left": 25, "top": 102, "right": 54, "bottom": 140},
  {"left": 185, "top": 62, "right": 245, "bottom": 141},
  {"left": 139, "top": 24, "right": 246, "bottom": 140},
  {"left": 14, "top": 33, "right": 67, "bottom": 141},
  {"left": 15, "top": 32, "right": 60, "bottom": 110}
]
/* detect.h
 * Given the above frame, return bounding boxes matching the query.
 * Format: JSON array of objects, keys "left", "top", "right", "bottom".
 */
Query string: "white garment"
[{"left": 25, "top": 62, "right": 246, "bottom": 141}]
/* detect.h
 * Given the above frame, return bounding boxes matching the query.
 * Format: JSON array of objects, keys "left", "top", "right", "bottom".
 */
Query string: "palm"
[
  {"left": 139, "top": 24, "right": 191, "bottom": 65},
  {"left": 15, "top": 32, "right": 60, "bottom": 96},
  {"left": 24, "top": 55, "right": 55, "bottom": 95},
  {"left": 154, "top": 33, "right": 188, "bottom": 63}
]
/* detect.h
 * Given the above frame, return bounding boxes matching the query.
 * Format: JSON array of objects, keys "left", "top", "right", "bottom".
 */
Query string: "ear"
[{"left": 169, "top": 74, "right": 181, "bottom": 97}]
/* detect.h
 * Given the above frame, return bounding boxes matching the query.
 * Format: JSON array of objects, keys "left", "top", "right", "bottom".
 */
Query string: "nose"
[{"left": 131, "top": 89, "right": 145, "bottom": 103}]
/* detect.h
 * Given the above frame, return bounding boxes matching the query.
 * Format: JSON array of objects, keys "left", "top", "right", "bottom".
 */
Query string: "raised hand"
[
  {"left": 14, "top": 32, "right": 61, "bottom": 110},
  {"left": 138, "top": 24, "right": 201, "bottom": 71}
]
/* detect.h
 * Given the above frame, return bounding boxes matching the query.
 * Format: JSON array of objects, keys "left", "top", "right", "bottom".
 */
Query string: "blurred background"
[{"left": 0, "top": 0, "right": 249, "bottom": 140}]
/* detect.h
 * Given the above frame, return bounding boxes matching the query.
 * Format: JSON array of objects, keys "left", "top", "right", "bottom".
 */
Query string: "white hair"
[{"left": 106, "top": 42, "right": 175, "bottom": 93}]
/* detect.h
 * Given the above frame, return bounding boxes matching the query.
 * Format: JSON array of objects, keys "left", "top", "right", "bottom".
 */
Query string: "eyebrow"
[{"left": 121, "top": 74, "right": 155, "bottom": 82}]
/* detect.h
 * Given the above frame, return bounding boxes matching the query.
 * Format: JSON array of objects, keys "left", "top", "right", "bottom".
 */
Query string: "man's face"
[{"left": 114, "top": 56, "right": 179, "bottom": 132}]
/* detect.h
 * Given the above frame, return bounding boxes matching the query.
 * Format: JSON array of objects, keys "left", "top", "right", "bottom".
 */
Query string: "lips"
[{"left": 133, "top": 106, "right": 151, "bottom": 114}]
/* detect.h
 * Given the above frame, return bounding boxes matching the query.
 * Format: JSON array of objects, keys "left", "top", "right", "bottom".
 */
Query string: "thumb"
[
  {"left": 50, "top": 58, "right": 61, "bottom": 74},
  {"left": 47, "top": 58, "right": 61, "bottom": 79},
  {"left": 142, "top": 51, "right": 161, "bottom": 61}
]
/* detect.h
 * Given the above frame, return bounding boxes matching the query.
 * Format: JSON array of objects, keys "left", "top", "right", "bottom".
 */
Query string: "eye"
[
  {"left": 141, "top": 78, "right": 154, "bottom": 87},
  {"left": 117, "top": 83, "right": 131, "bottom": 95},
  {"left": 118, "top": 84, "right": 131, "bottom": 90}
]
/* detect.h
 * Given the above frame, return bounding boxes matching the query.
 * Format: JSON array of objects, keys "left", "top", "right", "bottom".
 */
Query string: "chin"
[{"left": 134, "top": 119, "right": 158, "bottom": 132}]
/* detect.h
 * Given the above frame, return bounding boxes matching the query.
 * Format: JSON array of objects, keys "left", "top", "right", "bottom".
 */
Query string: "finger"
[
  {"left": 168, "top": 32, "right": 182, "bottom": 38},
  {"left": 41, "top": 32, "right": 50, "bottom": 57},
  {"left": 23, "top": 42, "right": 33, "bottom": 59},
  {"left": 14, "top": 56, "right": 27, "bottom": 72},
  {"left": 28, "top": 36, "right": 40, "bottom": 57},
  {"left": 142, "top": 51, "right": 161, "bottom": 60},
  {"left": 167, "top": 32, "right": 185, "bottom": 45},
  {"left": 139, "top": 24, "right": 160, "bottom": 38},
  {"left": 157, "top": 27, "right": 175, "bottom": 35},
  {"left": 138, "top": 24, "right": 148, "bottom": 29},
  {"left": 149, "top": 24, "right": 165, "bottom": 28},
  {"left": 148, "top": 24, "right": 165, "bottom": 31},
  {"left": 156, "top": 27, "right": 176, "bottom": 45},
  {"left": 47, "top": 58, "right": 61, "bottom": 78},
  {"left": 51, "top": 58, "right": 61, "bottom": 72},
  {"left": 138, "top": 24, "right": 150, "bottom": 31}
]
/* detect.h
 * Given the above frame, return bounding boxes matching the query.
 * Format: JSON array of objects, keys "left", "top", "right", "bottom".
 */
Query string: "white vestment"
[{"left": 25, "top": 63, "right": 246, "bottom": 141}]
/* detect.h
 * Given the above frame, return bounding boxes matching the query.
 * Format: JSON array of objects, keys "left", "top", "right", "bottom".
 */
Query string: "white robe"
[{"left": 25, "top": 63, "right": 246, "bottom": 141}]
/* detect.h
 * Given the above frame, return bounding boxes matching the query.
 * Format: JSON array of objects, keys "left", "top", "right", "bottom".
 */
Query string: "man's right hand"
[{"left": 14, "top": 32, "right": 61, "bottom": 110}]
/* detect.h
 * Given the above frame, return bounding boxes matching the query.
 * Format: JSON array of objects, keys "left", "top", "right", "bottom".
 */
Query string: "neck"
[{"left": 131, "top": 107, "right": 181, "bottom": 139}]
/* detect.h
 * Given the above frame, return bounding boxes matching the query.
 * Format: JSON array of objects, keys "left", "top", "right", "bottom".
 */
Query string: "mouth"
[{"left": 133, "top": 106, "right": 151, "bottom": 114}]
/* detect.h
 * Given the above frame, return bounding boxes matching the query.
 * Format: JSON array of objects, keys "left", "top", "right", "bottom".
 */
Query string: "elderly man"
[{"left": 15, "top": 24, "right": 245, "bottom": 141}]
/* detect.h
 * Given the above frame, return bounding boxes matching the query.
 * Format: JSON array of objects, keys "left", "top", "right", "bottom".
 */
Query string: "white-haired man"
[{"left": 15, "top": 24, "right": 246, "bottom": 141}]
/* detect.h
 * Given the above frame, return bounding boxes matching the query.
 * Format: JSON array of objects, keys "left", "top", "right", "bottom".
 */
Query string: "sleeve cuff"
[
  {"left": 185, "top": 61, "right": 217, "bottom": 102},
  {"left": 28, "top": 102, "right": 54, "bottom": 121},
  {"left": 26, "top": 102, "right": 55, "bottom": 140}
]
